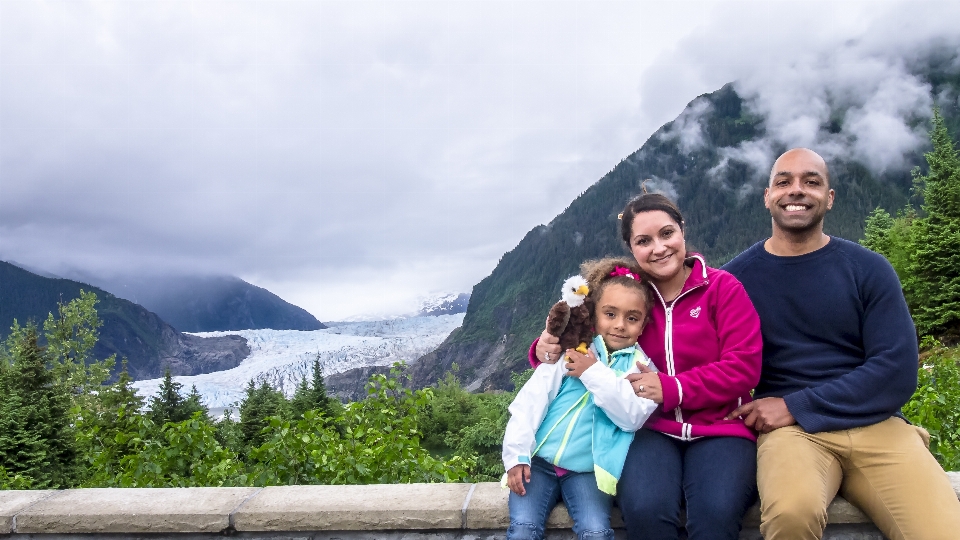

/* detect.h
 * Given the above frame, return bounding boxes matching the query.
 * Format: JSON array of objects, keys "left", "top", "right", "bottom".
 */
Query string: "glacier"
[{"left": 132, "top": 313, "right": 464, "bottom": 409}]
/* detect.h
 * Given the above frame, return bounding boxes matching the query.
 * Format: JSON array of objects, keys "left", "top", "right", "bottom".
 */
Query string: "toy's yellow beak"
[{"left": 576, "top": 285, "right": 589, "bottom": 296}]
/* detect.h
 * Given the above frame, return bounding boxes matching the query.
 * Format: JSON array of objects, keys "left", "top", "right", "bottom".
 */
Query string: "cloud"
[
  {"left": 658, "top": 97, "right": 712, "bottom": 154},
  {"left": 2, "top": 1, "right": 958, "bottom": 319},
  {"left": 639, "top": 1, "right": 960, "bottom": 181}
]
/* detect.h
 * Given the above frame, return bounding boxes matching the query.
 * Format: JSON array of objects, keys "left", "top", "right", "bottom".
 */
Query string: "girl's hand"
[
  {"left": 536, "top": 321, "right": 562, "bottom": 364},
  {"left": 626, "top": 361, "right": 663, "bottom": 403},
  {"left": 564, "top": 349, "right": 598, "bottom": 378},
  {"left": 507, "top": 464, "right": 531, "bottom": 495}
]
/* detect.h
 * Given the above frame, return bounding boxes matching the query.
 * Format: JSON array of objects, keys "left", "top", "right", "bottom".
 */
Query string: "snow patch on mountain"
[
  {"left": 417, "top": 293, "right": 470, "bottom": 316},
  {"left": 132, "top": 313, "right": 464, "bottom": 409}
]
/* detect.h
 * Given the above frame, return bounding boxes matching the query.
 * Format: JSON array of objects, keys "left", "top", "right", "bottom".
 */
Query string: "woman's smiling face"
[{"left": 629, "top": 210, "right": 686, "bottom": 284}]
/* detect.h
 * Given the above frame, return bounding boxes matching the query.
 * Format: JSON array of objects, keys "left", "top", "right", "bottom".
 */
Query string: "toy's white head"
[{"left": 561, "top": 275, "right": 590, "bottom": 307}]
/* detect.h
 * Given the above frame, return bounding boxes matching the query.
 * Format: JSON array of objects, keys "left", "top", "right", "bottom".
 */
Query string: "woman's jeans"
[
  {"left": 617, "top": 429, "right": 758, "bottom": 540},
  {"left": 508, "top": 457, "right": 614, "bottom": 540}
]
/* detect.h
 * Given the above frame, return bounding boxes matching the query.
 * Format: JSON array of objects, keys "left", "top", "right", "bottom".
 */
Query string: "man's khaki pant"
[{"left": 757, "top": 417, "right": 960, "bottom": 540}]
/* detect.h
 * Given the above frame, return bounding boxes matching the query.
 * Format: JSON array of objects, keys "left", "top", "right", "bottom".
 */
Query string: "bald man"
[{"left": 722, "top": 148, "right": 960, "bottom": 540}]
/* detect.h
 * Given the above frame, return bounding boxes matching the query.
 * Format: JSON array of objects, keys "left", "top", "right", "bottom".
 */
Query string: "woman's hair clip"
[{"left": 609, "top": 266, "right": 641, "bottom": 281}]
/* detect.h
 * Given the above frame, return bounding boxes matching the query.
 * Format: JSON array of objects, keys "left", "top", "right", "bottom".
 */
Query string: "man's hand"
[
  {"left": 564, "top": 349, "right": 598, "bottom": 377},
  {"left": 726, "top": 397, "right": 796, "bottom": 433},
  {"left": 506, "top": 464, "right": 531, "bottom": 495},
  {"left": 626, "top": 361, "right": 663, "bottom": 403},
  {"left": 535, "top": 323, "right": 562, "bottom": 364}
]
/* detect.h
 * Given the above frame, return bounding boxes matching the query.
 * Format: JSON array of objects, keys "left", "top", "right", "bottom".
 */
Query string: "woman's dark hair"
[{"left": 619, "top": 193, "right": 684, "bottom": 244}]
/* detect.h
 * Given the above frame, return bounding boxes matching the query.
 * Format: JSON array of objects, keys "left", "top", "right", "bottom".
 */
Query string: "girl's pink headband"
[{"left": 610, "top": 266, "right": 642, "bottom": 281}]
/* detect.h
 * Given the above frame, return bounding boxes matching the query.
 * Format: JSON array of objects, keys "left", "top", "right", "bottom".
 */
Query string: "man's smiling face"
[{"left": 764, "top": 149, "right": 835, "bottom": 235}]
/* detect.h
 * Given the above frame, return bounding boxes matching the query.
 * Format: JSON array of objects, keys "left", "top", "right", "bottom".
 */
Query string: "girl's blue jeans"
[
  {"left": 507, "top": 456, "right": 614, "bottom": 540},
  {"left": 616, "top": 429, "right": 758, "bottom": 540}
]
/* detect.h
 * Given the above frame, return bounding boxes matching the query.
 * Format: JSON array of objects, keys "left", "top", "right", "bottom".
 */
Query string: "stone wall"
[{"left": 1, "top": 473, "right": 958, "bottom": 539}]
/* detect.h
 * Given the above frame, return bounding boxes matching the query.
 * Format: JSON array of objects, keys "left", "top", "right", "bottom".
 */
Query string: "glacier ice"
[{"left": 132, "top": 314, "right": 464, "bottom": 409}]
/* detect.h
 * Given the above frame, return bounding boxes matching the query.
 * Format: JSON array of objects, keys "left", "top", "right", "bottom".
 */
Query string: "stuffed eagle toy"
[{"left": 546, "top": 275, "right": 595, "bottom": 357}]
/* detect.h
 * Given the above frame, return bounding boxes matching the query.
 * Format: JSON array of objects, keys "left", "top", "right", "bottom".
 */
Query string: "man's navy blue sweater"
[{"left": 722, "top": 237, "right": 918, "bottom": 433}]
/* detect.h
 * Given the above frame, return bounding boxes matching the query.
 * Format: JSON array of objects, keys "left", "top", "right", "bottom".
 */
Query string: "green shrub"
[{"left": 903, "top": 339, "right": 960, "bottom": 470}]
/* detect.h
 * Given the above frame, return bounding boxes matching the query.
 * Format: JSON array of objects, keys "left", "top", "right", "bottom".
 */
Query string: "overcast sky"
[{"left": 1, "top": 1, "right": 958, "bottom": 320}]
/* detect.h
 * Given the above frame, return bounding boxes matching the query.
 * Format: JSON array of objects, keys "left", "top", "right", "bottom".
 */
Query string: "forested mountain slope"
[
  {"left": 67, "top": 274, "right": 324, "bottom": 333},
  {"left": 0, "top": 262, "right": 249, "bottom": 380},
  {"left": 411, "top": 59, "right": 960, "bottom": 391}
]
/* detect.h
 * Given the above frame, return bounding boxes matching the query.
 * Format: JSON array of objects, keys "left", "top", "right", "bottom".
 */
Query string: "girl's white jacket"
[{"left": 501, "top": 346, "right": 659, "bottom": 473}]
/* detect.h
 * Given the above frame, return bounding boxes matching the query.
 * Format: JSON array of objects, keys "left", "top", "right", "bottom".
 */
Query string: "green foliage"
[
  {"left": 290, "top": 354, "right": 342, "bottom": 420},
  {"left": 75, "top": 362, "right": 146, "bottom": 487},
  {"left": 420, "top": 367, "right": 534, "bottom": 481},
  {"left": 43, "top": 290, "right": 115, "bottom": 395},
  {"left": 903, "top": 338, "right": 960, "bottom": 470},
  {"left": 909, "top": 110, "right": 960, "bottom": 339},
  {"left": 0, "top": 465, "right": 33, "bottom": 490},
  {"left": 0, "top": 324, "right": 79, "bottom": 489},
  {"left": 239, "top": 380, "right": 289, "bottom": 449},
  {"left": 108, "top": 413, "right": 247, "bottom": 488},
  {"left": 147, "top": 370, "right": 207, "bottom": 425}
]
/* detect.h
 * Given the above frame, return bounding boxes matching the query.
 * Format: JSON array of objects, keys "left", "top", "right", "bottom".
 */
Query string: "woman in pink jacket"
[{"left": 533, "top": 193, "right": 762, "bottom": 540}]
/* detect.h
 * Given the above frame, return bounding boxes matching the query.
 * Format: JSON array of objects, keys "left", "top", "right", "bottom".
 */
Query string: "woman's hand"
[
  {"left": 564, "top": 349, "right": 598, "bottom": 378},
  {"left": 535, "top": 322, "right": 562, "bottom": 364},
  {"left": 506, "top": 464, "right": 531, "bottom": 495},
  {"left": 626, "top": 361, "right": 663, "bottom": 403}
]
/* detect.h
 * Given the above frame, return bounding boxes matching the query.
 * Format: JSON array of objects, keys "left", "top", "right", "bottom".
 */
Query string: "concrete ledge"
[
  {"left": 0, "top": 473, "right": 955, "bottom": 538},
  {"left": 0, "top": 490, "right": 55, "bottom": 534},
  {"left": 12, "top": 487, "right": 259, "bottom": 534},
  {"left": 233, "top": 483, "right": 473, "bottom": 531}
]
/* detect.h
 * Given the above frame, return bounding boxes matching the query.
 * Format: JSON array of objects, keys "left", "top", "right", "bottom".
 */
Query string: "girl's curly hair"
[{"left": 579, "top": 257, "right": 654, "bottom": 315}]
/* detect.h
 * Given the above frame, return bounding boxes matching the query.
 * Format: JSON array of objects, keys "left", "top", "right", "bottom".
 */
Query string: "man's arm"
[{"left": 783, "top": 258, "right": 918, "bottom": 433}]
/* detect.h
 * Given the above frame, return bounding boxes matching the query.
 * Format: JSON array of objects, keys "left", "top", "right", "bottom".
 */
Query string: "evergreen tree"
[
  {"left": 147, "top": 369, "right": 206, "bottom": 425},
  {"left": 238, "top": 380, "right": 288, "bottom": 449},
  {"left": 290, "top": 355, "right": 339, "bottom": 419},
  {"left": 184, "top": 384, "right": 209, "bottom": 419},
  {"left": 76, "top": 360, "right": 147, "bottom": 487},
  {"left": 909, "top": 110, "right": 960, "bottom": 339},
  {"left": 0, "top": 324, "right": 78, "bottom": 488}
]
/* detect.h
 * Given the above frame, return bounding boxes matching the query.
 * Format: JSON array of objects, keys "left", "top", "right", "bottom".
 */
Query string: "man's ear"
[
  {"left": 763, "top": 187, "right": 771, "bottom": 209},
  {"left": 827, "top": 189, "right": 835, "bottom": 210}
]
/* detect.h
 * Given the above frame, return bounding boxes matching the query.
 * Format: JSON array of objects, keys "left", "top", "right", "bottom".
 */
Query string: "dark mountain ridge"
[
  {"left": 410, "top": 57, "right": 960, "bottom": 391},
  {"left": 65, "top": 273, "right": 325, "bottom": 333},
  {"left": 0, "top": 261, "right": 249, "bottom": 380}
]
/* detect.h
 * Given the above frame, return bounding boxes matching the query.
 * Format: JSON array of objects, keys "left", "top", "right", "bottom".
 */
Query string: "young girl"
[{"left": 502, "top": 257, "right": 659, "bottom": 540}]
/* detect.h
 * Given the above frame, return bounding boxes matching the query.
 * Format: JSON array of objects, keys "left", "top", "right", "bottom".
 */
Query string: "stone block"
[
  {"left": 233, "top": 483, "right": 472, "bottom": 531},
  {"left": 13, "top": 487, "right": 259, "bottom": 534},
  {"left": 463, "top": 482, "right": 509, "bottom": 529},
  {"left": 0, "top": 490, "right": 55, "bottom": 534},
  {"left": 464, "top": 482, "right": 623, "bottom": 530}
]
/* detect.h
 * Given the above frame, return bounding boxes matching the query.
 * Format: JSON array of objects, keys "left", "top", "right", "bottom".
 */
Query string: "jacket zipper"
[{"left": 654, "top": 273, "right": 707, "bottom": 425}]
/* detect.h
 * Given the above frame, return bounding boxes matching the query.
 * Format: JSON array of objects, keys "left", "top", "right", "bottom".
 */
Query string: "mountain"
[
  {"left": 409, "top": 58, "right": 960, "bottom": 392},
  {"left": 417, "top": 293, "right": 471, "bottom": 317},
  {"left": 0, "top": 261, "right": 250, "bottom": 380},
  {"left": 71, "top": 274, "right": 325, "bottom": 333}
]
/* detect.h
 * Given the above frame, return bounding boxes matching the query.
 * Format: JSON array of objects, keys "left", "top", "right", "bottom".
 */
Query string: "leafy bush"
[{"left": 904, "top": 339, "right": 960, "bottom": 470}]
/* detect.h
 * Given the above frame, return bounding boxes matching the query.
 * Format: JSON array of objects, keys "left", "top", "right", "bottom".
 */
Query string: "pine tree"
[
  {"left": 147, "top": 369, "right": 193, "bottom": 425},
  {"left": 0, "top": 325, "right": 78, "bottom": 488},
  {"left": 910, "top": 109, "right": 960, "bottom": 339},
  {"left": 183, "top": 385, "right": 209, "bottom": 419},
  {"left": 238, "top": 380, "right": 288, "bottom": 449},
  {"left": 77, "top": 359, "right": 146, "bottom": 486},
  {"left": 290, "top": 355, "right": 339, "bottom": 419}
]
